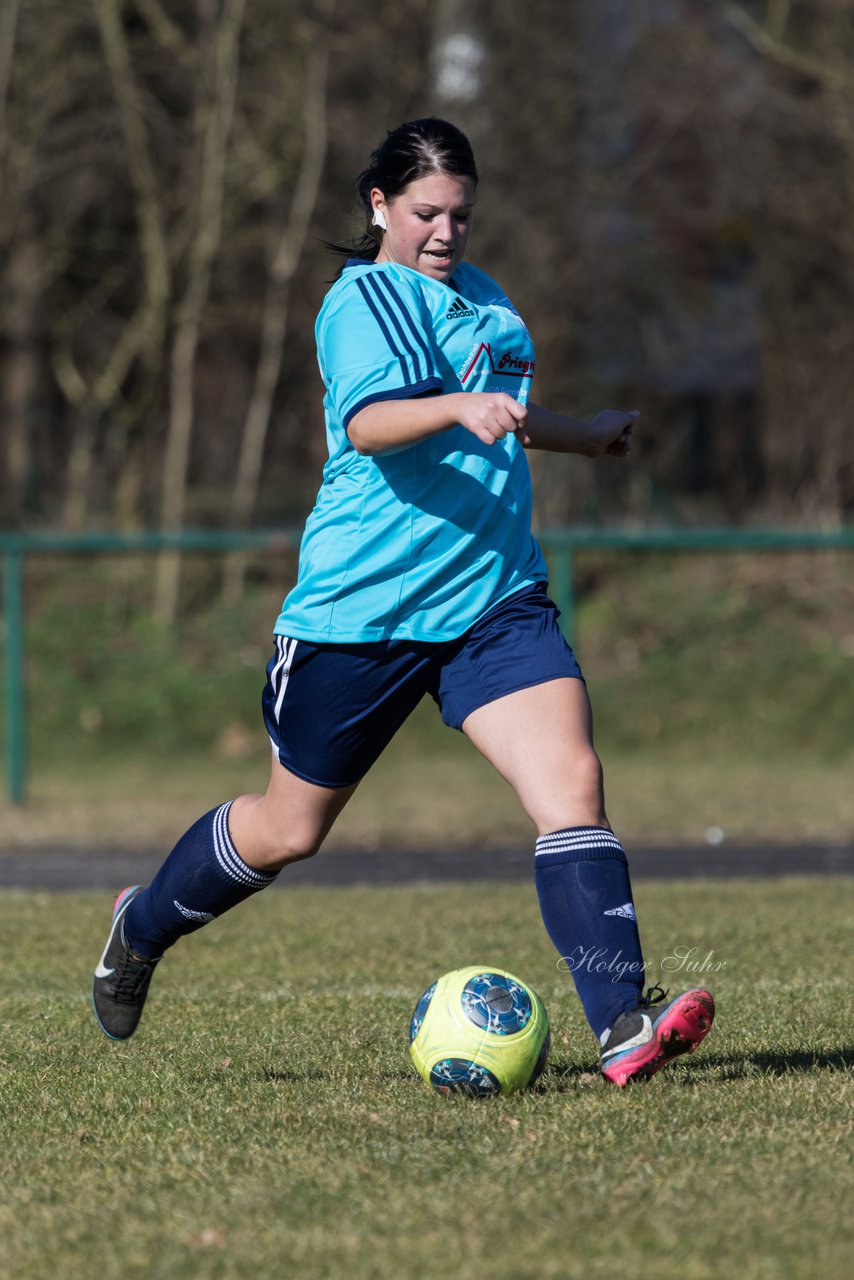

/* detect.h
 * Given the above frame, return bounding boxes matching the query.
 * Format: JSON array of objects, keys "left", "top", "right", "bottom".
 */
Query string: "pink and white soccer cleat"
[{"left": 600, "top": 986, "right": 715, "bottom": 1086}]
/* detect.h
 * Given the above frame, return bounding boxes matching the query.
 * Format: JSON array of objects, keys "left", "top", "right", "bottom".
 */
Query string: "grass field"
[
  {"left": 1, "top": 877, "right": 851, "bottom": 1279},
  {"left": 3, "top": 725, "right": 854, "bottom": 851},
  {"left": 2, "top": 549, "right": 853, "bottom": 847}
]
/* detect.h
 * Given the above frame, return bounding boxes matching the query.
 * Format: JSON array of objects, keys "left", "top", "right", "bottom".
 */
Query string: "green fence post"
[
  {"left": 3, "top": 548, "right": 26, "bottom": 805},
  {"left": 549, "top": 543, "right": 575, "bottom": 647}
]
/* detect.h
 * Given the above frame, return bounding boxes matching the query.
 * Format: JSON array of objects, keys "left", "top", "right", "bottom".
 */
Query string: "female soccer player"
[{"left": 93, "top": 118, "right": 714, "bottom": 1085}]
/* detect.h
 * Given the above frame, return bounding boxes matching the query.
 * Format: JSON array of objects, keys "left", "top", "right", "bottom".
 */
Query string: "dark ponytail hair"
[{"left": 329, "top": 117, "right": 478, "bottom": 263}]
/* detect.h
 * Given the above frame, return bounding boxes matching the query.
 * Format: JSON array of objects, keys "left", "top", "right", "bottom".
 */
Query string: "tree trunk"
[
  {"left": 153, "top": 0, "right": 246, "bottom": 625},
  {"left": 222, "top": 20, "right": 331, "bottom": 604},
  {"left": 1, "top": 230, "right": 41, "bottom": 525},
  {"left": 62, "top": 413, "right": 97, "bottom": 531}
]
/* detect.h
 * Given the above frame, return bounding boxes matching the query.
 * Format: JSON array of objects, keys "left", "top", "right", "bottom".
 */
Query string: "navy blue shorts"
[{"left": 261, "top": 583, "right": 583, "bottom": 788}]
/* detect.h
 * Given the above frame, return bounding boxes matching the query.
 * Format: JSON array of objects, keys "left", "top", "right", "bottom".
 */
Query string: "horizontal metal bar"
[
  {"left": 0, "top": 528, "right": 303, "bottom": 554},
  {"left": 536, "top": 527, "right": 854, "bottom": 551},
  {"left": 2, "top": 526, "right": 852, "bottom": 555}
]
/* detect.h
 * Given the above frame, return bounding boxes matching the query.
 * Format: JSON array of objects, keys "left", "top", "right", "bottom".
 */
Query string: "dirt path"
[{"left": 0, "top": 841, "right": 851, "bottom": 890}]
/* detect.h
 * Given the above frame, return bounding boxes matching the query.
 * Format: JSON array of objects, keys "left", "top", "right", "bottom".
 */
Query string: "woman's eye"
[{"left": 414, "top": 211, "right": 470, "bottom": 223}]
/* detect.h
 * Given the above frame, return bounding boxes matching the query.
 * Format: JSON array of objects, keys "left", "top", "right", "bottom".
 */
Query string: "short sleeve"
[{"left": 317, "top": 269, "right": 443, "bottom": 433}]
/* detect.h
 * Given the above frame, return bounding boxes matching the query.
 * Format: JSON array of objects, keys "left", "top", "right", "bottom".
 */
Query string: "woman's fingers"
[{"left": 463, "top": 393, "right": 527, "bottom": 444}]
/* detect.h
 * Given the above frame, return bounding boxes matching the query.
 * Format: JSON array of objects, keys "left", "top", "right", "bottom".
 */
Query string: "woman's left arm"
[{"left": 521, "top": 403, "right": 639, "bottom": 459}]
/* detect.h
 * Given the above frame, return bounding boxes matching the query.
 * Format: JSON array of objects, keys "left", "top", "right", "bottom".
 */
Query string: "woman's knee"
[
  {"left": 523, "top": 746, "right": 607, "bottom": 833},
  {"left": 253, "top": 819, "right": 326, "bottom": 871},
  {"left": 228, "top": 791, "right": 330, "bottom": 872},
  {"left": 574, "top": 747, "right": 605, "bottom": 801}
]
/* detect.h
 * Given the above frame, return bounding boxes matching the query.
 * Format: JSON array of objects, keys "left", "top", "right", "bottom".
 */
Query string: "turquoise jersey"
[{"left": 275, "top": 259, "right": 547, "bottom": 642}]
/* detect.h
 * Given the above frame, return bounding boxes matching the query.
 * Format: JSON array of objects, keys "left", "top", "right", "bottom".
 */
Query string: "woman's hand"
[
  {"left": 585, "top": 409, "right": 639, "bottom": 458},
  {"left": 455, "top": 392, "right": 529, "bottom": 446}
]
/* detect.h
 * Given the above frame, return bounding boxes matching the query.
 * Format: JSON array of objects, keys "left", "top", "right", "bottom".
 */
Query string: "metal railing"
[{"left": 3, "top": 526, "right": 853, "bottom": 804}]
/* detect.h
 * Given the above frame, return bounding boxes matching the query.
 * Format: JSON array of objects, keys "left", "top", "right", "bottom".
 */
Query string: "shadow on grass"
[
  {"left": 260, "top": 1050, "right": 852, "bottom": 1090},
  {"left": 542, "top": 1045, "right": 854, "bottom": 1089},
  {"left": 262, "top": 1067, "right": 328, "bottom": 1083},
  {"left": 692, "top": 1046, "right": 854, "bottom": 1077},
  {"left": 261, "top": 1067, "right": 417, "bottom": 1083}
]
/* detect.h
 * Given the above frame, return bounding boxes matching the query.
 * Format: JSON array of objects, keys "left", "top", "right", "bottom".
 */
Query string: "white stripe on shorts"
[
  {"left": 273, "top": 636, "right": 298, "bottom": 723},
  {"left": 268, "top": 635, "right": 289, "bottom": 693}
]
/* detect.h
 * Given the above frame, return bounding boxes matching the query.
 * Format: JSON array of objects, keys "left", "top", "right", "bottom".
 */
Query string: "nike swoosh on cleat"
[
  {"left": 601, "top": 1013, "right": 653, "bottom": 1060},
  {"left": 94, "top": 889, "right": 136, "bottom": 979},
  {"left": 95, "top": 928, "right": 119, "bottom": 979}
]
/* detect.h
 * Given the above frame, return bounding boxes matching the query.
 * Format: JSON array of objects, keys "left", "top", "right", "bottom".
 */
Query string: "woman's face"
[{"left": 371, "top": 172, "right": 476, "bottom": 282}]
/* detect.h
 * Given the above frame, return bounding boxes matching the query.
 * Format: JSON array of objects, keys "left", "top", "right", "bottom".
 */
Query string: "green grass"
[
  {"left": 2, "top": 548, "right": 853, "bottom": 846},
  {"left": 580, "top": 549, "right": 854, "bottom": 760},
  {"left": 1, "top": 879, "right": 851, "bottom": 1278},
  {"left": 3, "top": 718, "right": 854, "bottom": 850}
]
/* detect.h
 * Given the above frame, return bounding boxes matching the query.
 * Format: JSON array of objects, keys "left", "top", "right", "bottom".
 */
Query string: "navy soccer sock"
[
  {"left": 534, "top": 826, "right": 646, "bottom": 1038},
  {"left": 124, "top": 802, "right": 278, "bottom": 957}
]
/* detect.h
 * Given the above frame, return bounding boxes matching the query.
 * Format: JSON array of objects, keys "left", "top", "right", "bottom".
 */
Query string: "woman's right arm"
[{"left": 348, "top": 391, "right": 528, "bottom": 456}]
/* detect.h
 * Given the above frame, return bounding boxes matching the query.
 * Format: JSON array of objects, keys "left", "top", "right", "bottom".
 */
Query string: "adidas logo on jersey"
[{"left": 446, "top": 296, "right": 477, "bottom": 321}]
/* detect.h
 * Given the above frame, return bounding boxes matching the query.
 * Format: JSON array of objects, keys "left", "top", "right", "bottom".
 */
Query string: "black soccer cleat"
[{"left": 92, "top": 885, "right": 161, "bottom": 1040}]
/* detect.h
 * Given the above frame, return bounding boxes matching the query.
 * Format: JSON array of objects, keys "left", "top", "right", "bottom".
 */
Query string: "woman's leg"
[
  {"left": 462, "top": 677, "right": 715, "bottom": 1083},
  {"left": 123, "top": 752, "right": 357, "bottom": 955},
  {"left": 93, "top": 755, "right": 356, "bottom": 1039},
  {"left": 93, "top": 630, "right": 443, "bottom": 1040},
  {"left": 461, "top": 677, "right": 606, "bottom": 834},
  {"left": 461, "top": 678, "right": 647, "bottom": 1033},
  {"left": 229, "top": 751, "right": 358, "bottom": 871}
]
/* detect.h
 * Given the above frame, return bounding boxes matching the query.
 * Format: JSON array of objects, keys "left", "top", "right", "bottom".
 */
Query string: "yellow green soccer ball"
[{"left": 409, "top": 966, "right": 550, "bottom": 1097}]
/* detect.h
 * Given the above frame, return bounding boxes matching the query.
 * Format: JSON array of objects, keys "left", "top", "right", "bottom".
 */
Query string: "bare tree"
[
  {"left": 0, "top": 0, "right": 30, "bottom": 525},
  {"left": 0, "top": 0, "right": 21, "bottom": 219},
  {"left": 6, "top": 0, "right": 854, "bottom": 541},
  {"left": 154, "top": 0, "right": 247, "bottom": 624},
  {"left": 720, "top": 0, "right": 854, "bottom": 521},
  {"left": 43, "top": 0, "right": 175, "bottom": 529},
  {"left": 222, "top": 6, "right": 333, "bottom": 603}
]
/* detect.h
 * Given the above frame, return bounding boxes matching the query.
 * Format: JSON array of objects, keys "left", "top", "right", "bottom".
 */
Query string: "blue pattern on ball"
[
  {"left": 409, "top": 980, "right": 438, "bottom": 1043},
  {"left": 461, "top": 972, "right": 533, "bottom": 1035},
  {"left": 429, "top": 1058, "right": 501, "bottom": 1097}
]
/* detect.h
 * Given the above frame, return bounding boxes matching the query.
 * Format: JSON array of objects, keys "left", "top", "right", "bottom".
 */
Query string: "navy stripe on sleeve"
[
  {"left": 355, "top": 278, "right": 410, "bottom": 383},
  {"left": 343, "top": 378, "right": 443, "bottom": 433},
  {"left": 361, "top": 273, "right": 425, "bottom": 378},
  {"left": 371, "top": 273, "right": 438, "bottom": 384}
]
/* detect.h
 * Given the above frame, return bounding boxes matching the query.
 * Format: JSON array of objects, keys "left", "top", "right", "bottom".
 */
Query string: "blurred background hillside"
[{"left": 1, "top": 0, "right": 853, "bottom": 842}]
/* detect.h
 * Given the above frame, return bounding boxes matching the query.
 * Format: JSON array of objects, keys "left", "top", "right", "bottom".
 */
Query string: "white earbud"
[{"left": 372, "top": 207, "right": 388, "bottom": 231}]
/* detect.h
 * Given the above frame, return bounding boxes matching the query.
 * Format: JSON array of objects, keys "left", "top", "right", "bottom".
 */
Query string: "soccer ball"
[{"left": 409, "top": 965, "right": 550, "bottom": 1097}]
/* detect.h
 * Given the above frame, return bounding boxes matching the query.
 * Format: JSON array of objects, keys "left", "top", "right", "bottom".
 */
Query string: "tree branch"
[
  {"left": 765, "top": 0, "right": 791, "bottom": 43},
  {"left": 155, "top": 0, "right": 247, "bottom": 623},
  {"left": 135, "top": 0, "right": 198, "bottom": 69},
  {"left": 89, "top": 0, "right": 172, "bottom": 410},
  {"left": 721, "top": 1, "right": 854, "bottom": 91},
  {"left": 0, "top": 0, "right": 20, "bottom": 191},
  {"left": 223, "top": 16, "right": 332, "bottom": 604}
]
